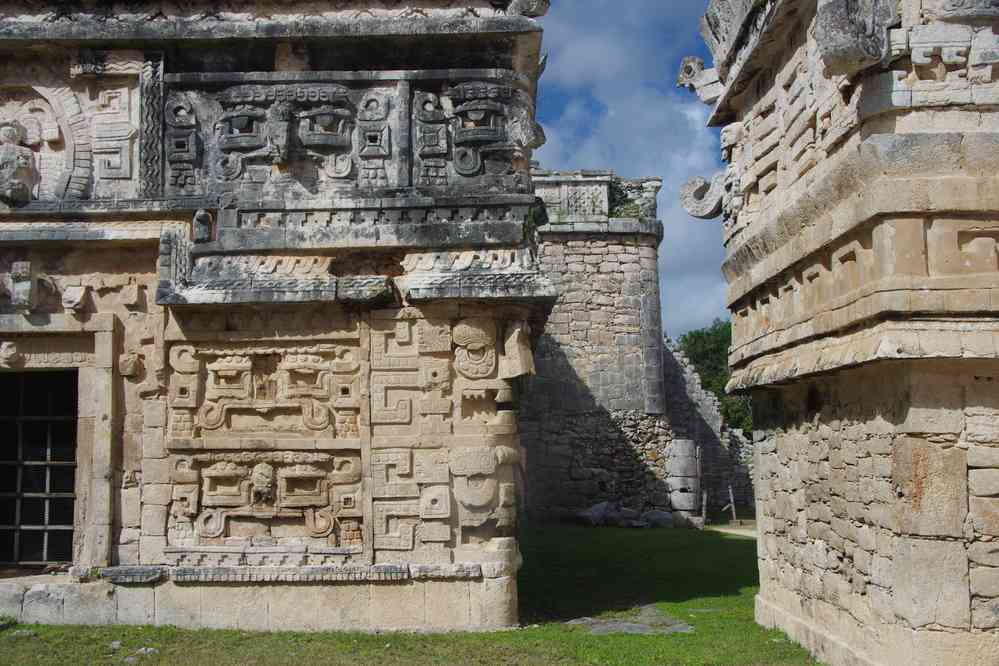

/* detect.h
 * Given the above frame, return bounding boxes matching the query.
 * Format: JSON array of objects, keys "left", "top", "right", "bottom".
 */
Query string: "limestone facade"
[
  {"left": 682, "top": 1, "right": 999, "bottom": 663},
  {"left": 0, "top": 0, "right": 557, "bottom": 631}
]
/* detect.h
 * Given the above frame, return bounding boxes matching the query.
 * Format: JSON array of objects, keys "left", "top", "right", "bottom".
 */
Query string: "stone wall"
[
  {"left": 0, "top": 0, "right": 552, "bottom": 632},
  {"left": 753, "top": 362, "right": 999, "bottom": 665},
  {"left": 524, "top": 170, "right": 715, "bottom": 523},
  {"left": 681, "top": 0, "right": 999, "bottom": 662},
  {"left": 663, "top": 340, "right": 754, "bottom": 513}
]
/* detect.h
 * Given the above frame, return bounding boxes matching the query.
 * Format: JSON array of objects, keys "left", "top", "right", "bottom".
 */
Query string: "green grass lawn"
[{"left": 0, "top": 526, "right": 816, "bottom": 666}]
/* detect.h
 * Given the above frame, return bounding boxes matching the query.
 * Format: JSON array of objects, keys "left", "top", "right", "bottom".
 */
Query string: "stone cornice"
[
  {"left": 728, "top": 317, "right": 999, "bottom": 391},
  {"left": 0, "top": 15, "right": 542, "bottom": 43}
]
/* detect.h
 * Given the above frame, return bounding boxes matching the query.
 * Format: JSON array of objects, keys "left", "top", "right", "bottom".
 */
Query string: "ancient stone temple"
[
  {"left": 681, "top": 1, "right": 999, "bottom": 664},
  {"left": 0, "top": 0, "right": 558, "bottom": 631}
]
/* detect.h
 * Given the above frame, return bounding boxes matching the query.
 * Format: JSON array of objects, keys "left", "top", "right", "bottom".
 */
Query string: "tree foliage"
[{"left": 678, "top": 319, "right": 753, "bottom": 432}]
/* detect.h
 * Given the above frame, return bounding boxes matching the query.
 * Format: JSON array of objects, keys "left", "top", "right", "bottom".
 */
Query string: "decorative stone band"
[
  {"left": 159, "top": 228, "right": 555, "bottom": 305},
  {"left": 397, "top": 272, "right": 556, "bottom": 302},
  {"left": 722, "top": 135, "right": 999, "bottom": 304},
  {"left": 91, "top": 562, "right": 504, "bottom": 585},
  {"left": 158, "top": 274, "right": 393, "bottom": 307},
  {"left": 199, "top": 198, "right": 535, "bottom": 253},
  {"left": 536, "top": 218, "right": 663, "bottom": 241},
  {"left": 11, "top": 197, "right": 208, "bottom": 216},
  {"left": 727, "top": 318, "right": 999, "bottom": 391},
  {"left": 396, "top": 247, "right": 557, "bottom": 301}
]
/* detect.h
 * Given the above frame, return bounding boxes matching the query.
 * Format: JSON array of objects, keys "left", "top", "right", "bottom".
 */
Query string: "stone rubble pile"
[{"left": 575, "top": 501, "right": 675, "bottom": 529}]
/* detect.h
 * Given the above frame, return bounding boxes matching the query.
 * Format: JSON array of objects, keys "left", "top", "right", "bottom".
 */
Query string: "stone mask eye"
[
  {"left": 298, "top": 106, "right": 353, "bottom": 150},
  {"left": 315, "top": 113, "right": 336, "bottom": 130},
  {"left": 218, "top": 110, "right": 266, "bottom": 151},
  {"left": 229, "top": 116, "right": 254, "bottom": 134}
]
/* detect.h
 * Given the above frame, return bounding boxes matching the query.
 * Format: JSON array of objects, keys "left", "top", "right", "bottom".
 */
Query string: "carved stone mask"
[
  {"left": 0, "top": 121, "right": 37, "bottom": 206},
  {"left": 213, "top": 84, "right": 356, "bottom": 185}
]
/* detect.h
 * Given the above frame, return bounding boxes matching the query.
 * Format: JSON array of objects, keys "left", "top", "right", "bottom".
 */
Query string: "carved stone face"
[
  {"left": 167, "top": 73, "right": 540, "bottom": 200},
  {"left": 450, "top": 82, "right": 513, "bottom": 179},
  {"left": 0, "top": 122, "right": 37, "bottom": 206},
  {"left": 212, "top": 84, "right": 357, "bottom": 190}
]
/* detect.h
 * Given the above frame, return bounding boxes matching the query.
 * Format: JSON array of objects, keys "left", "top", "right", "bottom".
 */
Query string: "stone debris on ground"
[
  {"left": 566, "top": 605, "right": 694, "bottom": 636},
  {"left": 6, "top": 629, "right": 35, "bottom": 639},
  {"left": 575, "top": 501, "right": 676, "bottom": 529}
]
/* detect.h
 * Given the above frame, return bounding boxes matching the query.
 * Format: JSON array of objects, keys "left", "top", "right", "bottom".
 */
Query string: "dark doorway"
[{"left": 0, "top": 371, "right": 78, "bottom": 566}]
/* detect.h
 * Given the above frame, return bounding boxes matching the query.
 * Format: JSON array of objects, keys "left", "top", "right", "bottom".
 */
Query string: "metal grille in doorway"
[{"left": 0, "top": 371, "right": 78, "bottom": 565}]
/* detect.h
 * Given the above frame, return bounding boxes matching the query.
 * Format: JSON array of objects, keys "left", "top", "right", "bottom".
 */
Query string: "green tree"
[{"left": 678, "top": 319, "right": 753, "bottom": 432}]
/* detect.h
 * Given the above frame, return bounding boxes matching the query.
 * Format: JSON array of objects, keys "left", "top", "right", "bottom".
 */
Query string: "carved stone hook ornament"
[
  {"left": 0, "top": 341, "right": 21, "bottom": 368},
  {"left": 680, "top": 173, "right": 726, "bottom": 220}
]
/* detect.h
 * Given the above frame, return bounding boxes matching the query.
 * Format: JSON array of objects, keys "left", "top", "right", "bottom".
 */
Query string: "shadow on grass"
[{"left": 518, "top": 525, "right": 758, "bottom": 623}]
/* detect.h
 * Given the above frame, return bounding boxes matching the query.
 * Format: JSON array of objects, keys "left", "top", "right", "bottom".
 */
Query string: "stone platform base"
[
  {"left": 0, "top": 574, "right": 517, "bottom": 632},
  {"left": 756, "top": 593, "right": 999, "bottom": 666}
]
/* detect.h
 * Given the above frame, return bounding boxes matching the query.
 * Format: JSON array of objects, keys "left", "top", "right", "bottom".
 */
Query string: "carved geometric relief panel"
[
  {"left": 160, "top": 310, "right": 532, "bottom": 565},
  {"left": 169, "top": 451, "right": 367, "bottom": 555},
  {"left": 166, "top": 341, "right": 364, "bottom": 449}
]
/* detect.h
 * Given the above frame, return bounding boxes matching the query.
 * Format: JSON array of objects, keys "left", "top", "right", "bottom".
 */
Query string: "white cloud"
[{"left": 534, "top": 0, "right": 727, "bottom": 337}]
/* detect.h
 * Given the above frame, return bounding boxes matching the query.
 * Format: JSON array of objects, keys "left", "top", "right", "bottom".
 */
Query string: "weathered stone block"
[
  {"left": 425, "top": 580, "right": 471, "bottom": 629},
  {"left": 201, "top": 585, "right": 270, "bottom": 632},
  {"left": 22, "top": 584, "right": 65, "bottom": 625},
  {"left": 369, "top": 582, "right": 424, "bottom": 629},
  {"left": 141, "top": 430, "right": 167, "bottom": 460},
  {"left": 141, "top": 458, "right": 172, "bottom": 485},
  {"left": 142, "top": 401, "right": 166, "bottom": 429},
  {"left": 892, "top": 438, "right": 967, "bottom": 537},
  {"left": 971, "top": 469, "right": 999, "bottom": 497},
  {"left": 968, "top": 446, "right": 999, "bottom": 468},
  {"left": 121, "top": 486, "right": 141, "bottom": 529},
  {"left": 970, "top": 541, "right": 999, "bottom": 567},
  {"left": 971, "top": 497, "right": 999, "bottom": 536},
  {"left": 141, "top": 484, "right": 172, "bottom": 506},
  {"left": 140, "top": 505, "right": 168, "bottom": 536},
  {"left": 0, "top": 581, "right": 26, "bottom": 619},
  {"left": 893, "top": 538, "right": 970, "bottom": 629},
  {"left": 139, "top": 536, "right": 167, "bottom": 565},
  {"left": 973, "top": 597, "right": 999, "bottom": 630},
  {"left": 115, "top": 585, "right": 154, "bottom": 626},
  {"left": 155, "top": 582, "right": 201, "bottom": 628},
  {"left": 902, "top": 379, "right": 964, "bottom": 434},
  {"left": 62, "top": 583, "right": 116, "bottom": 626},
  {"left": 971, "top": 566, "right": 999, "bottom": 597},
  {"left": 471, "top": 576, "right": 517, "bottom": 629}
]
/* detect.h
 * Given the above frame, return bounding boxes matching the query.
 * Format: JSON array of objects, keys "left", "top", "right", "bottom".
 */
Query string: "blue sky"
[{"left": 533, "top": 1, "right": 725, "bottom": 338}]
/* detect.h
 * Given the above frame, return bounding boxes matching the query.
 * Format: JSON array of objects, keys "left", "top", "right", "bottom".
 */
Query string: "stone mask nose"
[{"left": 266, "top": 102, "right": 293, "bottom": 166}]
